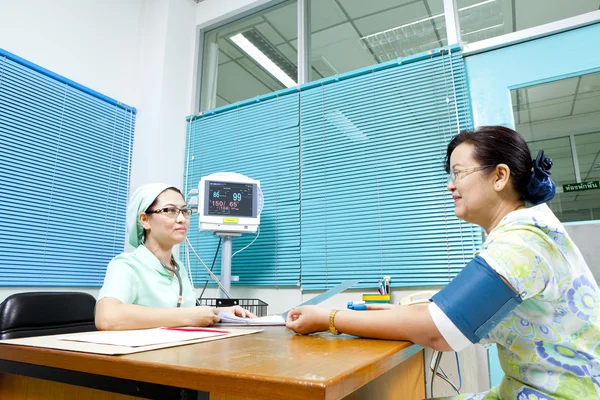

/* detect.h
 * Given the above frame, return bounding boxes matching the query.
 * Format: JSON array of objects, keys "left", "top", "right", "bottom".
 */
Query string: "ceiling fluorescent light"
[
  {"left": 230, "top": 33, "right": 297, "bottom": 88},
  {"left": 458, "top": 0, "right": 496, "bottom": 12},
  {"left": 360, "top": 0, "right": 497, "bottom": 41}
]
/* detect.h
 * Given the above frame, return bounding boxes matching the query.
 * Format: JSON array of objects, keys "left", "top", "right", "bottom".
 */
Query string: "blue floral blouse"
[{"left": 447, "top": 204, "right": 600, "bottom": 400}]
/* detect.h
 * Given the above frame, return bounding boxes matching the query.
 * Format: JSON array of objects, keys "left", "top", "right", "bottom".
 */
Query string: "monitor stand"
[{"left": 215, "top": 232, "right": 241, "bottom": 298}]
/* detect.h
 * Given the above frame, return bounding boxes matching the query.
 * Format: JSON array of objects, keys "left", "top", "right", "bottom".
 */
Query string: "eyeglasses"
[
  {"left": 146, "top": 207, "right": 193, "bottom": 218},
  {"left": 448, "top": 165, "right": 493, "bottom": 183}
]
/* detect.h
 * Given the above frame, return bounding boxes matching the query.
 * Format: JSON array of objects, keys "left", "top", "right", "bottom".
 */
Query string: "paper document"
[
  {"left": 217, "top": 311, "right": 285, "bottom": 326},
  {"left": 61, "top": 327, "right": 230, "bottom": 347}
]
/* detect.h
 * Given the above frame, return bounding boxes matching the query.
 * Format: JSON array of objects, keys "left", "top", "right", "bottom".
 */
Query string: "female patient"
[
  {"left": 287, "top": 126, "right": 600, "bottom": 399},
  {"left": 95, "top": 183, "right": 254, "bottom": 330}
]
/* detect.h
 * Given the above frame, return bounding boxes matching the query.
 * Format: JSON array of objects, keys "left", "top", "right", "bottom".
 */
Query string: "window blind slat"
[
  {"left": 183, "top": 93, "right": 301, "bottom": 287},
  {"left": 299, "top": 50, "right": 480, "bottom": 290},
  {"left": 0, "top": 52, "right": 136, "bottom": 287},
  {"left": 183, "top": 48, "right": 479, "bottom": 290}
]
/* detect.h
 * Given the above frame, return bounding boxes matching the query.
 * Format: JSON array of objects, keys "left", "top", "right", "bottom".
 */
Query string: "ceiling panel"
[
  {"left": 352, "top": 1, "right": 447, "bottom": 60},
  {"left": 263, "top": 1, "right": 297, "bottom": 41},
  {"left": 338, "top": 0, "right": 418, "bottom": 19},
  {"left": 212, "top": 15, "right": 264, "bottom": 38},
  {"left": 575, "top": 131, "right": 600, "bottom": 146},
  {"left": 217, "top": 62, "right": 270, "bottom": 102},
  {"left": 576, "top": 132, "right": 600, "bottom": 180},
  {"left": 255, "top": 22, "right": 287, "bottom": 46},
  {"left": 277, "top": 43, "right": 298, "bottom": 66},
  {"left": 528, "top": 96, "right": 575, "bottom": 122},
  {"left": 216, "top": 95, "right": 229, "bottom": 107},
  {"left": 579, "top": 73, "right": 600, "bottom": 94},
  {"left": 218, "top": 39, "right": 244, "bottom": 60},
  {"left": 353, "top": 2, "right": 432, "bottom": 36},
  {"left": 311, "top": 22, "right": 376, "bottom": 77},
  {"left": 525, "top": 79, "right": 578, "bottom": 104},
  {"left": 573, "top": 92, "right": 600, "bottom": 115},
  {"left": 218, "top": 51, "right": 232, "bottom": 65},
  {"left": 458, "top": 0, "right": 507, "bottom": 40},
  {"left": 310, "top": 0, "right": 347, "bottom": 32},
  {"left": 424, "top": 0, "right": 445, "bottom": 15},
  {"left": 517, "top": 110, "right": 530, "bottom": 124}
]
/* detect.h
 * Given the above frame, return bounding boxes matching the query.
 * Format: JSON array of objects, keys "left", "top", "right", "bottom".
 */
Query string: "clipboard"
[{"left": 281, "top": 279, "right": 360, "bottom": 319}]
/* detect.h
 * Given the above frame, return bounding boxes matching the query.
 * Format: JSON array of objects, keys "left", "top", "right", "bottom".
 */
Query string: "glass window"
[
  {"left": 200, "top": 0, "right": 297, "bottom": 111},
  {"left": 512, "top": 71, "right": 600, "bottom": 222},
  {"left": 458, "top": 0, "right": 599, "bottom": 44},
  {"left": 309, "top": 0, "right": 447, "bottom": 80}
]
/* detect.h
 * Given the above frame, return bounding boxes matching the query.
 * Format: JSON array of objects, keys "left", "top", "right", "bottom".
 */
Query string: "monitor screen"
[{"left": 206, "top": 181, "right": 254, "bottom": 217}]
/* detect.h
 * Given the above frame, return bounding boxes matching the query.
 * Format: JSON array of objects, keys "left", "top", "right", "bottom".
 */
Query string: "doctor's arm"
[{"left": 95, "top": 297, "right": 220, "bottom": 330}]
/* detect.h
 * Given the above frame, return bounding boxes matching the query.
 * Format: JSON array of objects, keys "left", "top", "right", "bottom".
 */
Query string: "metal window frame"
[
  {"left": 463, "top": 10, "right": 600, "bottom": 56},
  {"left": 194, "top": 2, "right": 600, "bottom": 113},
  {"left": 444, "top": 0, "right": 461, "bottom": 45}
]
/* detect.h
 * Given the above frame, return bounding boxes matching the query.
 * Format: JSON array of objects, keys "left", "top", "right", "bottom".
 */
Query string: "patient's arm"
[{"left": 286, "top": 304, "right": 452, "bottom": 351}]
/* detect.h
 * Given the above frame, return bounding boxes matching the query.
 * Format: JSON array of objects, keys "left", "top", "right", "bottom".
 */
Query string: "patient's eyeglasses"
[
  {"left": 146, "top": 207, "right": 193, "bottom": 218},
  {"left": 448, "top": 165, "right": 493, "bottom": 183}
]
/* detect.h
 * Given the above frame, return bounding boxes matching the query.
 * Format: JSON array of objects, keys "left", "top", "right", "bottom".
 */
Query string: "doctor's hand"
[
  {"left": 221, "top": 305, "right": 256, "bottom": 318},
  {"left": 185, "top": 306, "right": 220, "bottom": 326},
  {"left": 286, "top": 306, "right": 329, "bottom": 335}
]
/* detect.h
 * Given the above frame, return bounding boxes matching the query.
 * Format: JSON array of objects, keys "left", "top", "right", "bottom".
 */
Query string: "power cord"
[
  {"left": 430, "top": 351, "right": 462, "bottom": 396},
  {"left": 231, "top": 226, "right": 260, "bottom": 259},
  {"left": 186, "top": 237, "right": 232, "bottom": 299},
  {"left": 198, "top": 237, "right": 221, "bottom": 301}
]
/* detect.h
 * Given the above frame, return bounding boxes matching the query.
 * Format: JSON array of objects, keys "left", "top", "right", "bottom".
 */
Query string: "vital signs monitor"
[{"left": 198, "top": 172, "right": 263, "bottom": 233}]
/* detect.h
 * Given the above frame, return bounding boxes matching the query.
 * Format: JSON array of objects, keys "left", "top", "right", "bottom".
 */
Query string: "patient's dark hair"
[{"left": 445, "top": 126, "right": 532, "bottom": 199}]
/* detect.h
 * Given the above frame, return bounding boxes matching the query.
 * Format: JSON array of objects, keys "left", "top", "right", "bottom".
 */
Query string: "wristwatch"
[{"left": 329, "top": 309, "right": 341, "bottom": 335}]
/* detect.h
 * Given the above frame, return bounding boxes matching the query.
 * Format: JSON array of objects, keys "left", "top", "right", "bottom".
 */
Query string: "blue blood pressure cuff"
[{"left": 431, "top": 256, "right": 522, "bottom": 344}]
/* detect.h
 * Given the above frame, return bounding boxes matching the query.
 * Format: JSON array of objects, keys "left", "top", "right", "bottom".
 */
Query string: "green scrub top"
[{"left": 98, "top": 245, "right": 197, "bottom": 308}]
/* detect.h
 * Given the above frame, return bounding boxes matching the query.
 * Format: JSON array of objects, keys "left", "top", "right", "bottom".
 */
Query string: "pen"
[
  {"left": 347, "top": 301, "right": 367, "bottom": 310},
  {"left": 384, "top": 276, "right": 390, "bottom": 295}
]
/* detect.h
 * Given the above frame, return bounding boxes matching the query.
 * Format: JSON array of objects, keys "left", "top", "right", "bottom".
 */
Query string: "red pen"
[{"left": 161, "top": 327, "right": 230, "bottom": 334}]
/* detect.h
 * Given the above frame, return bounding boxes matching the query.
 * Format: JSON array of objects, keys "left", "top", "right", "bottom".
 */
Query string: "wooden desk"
[{"left": 0, "top": 327, "right": 424, "bottom": 400}]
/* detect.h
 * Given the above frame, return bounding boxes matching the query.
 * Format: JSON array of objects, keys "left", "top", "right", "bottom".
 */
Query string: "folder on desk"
[
  {"left": 0, "top": 327, "right": 262, "bottom": 355},
  {"left": 61, "top": 327, "right": 230, "bottom": 347}
]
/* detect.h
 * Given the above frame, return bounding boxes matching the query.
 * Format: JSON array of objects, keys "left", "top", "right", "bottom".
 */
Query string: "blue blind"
[
  {"left": 0, "top": 49, "right": 136, "bottom": 286},
  {"left": 185, "top": 46, "right": 481, "bottom": 290},
  {"left": 183, "top": 93, "right": 301, "bottom": 286},
  {"left": 300, "top": 49, "right": 480, "bottom": 290}
]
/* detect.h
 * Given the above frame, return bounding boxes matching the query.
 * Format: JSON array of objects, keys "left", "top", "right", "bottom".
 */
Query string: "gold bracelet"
[{"left": 329, "top": 309, "right": 340, "bottom": 335}]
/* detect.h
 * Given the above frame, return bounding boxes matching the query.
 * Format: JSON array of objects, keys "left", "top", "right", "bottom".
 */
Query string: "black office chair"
[{"left": 0, "top": 292, "right": 97, "bottom": 340}]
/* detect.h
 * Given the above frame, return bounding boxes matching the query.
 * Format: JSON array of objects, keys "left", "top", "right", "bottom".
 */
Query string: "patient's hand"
[{"left": 285, "top": 305, "right": 329, "bottom": 334}]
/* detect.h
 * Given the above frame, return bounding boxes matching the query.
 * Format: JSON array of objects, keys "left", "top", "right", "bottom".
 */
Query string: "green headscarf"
[{"left": 126, "top": 183, "right": 171, "bottom": 247}]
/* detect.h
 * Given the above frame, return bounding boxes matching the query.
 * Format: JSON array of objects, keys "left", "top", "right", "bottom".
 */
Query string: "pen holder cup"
[{"left": 197, "top": 298, "right": 268, "bottom": 317}]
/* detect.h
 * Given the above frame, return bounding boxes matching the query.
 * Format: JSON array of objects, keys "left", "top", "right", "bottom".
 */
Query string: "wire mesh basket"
[{"left": 197, "top": 298, "right": 268, "bottom": 317}]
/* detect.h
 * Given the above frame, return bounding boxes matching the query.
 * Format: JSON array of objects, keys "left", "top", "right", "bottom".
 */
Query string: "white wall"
[
  {"left": 196, "top": 0, "right": 276, "bottom": 29},
  {"left": 0, "top": 0, "right": 143, "bottom": 105},
  {"left": 0, "top": 0, "right": 198, "bottom": 286},
  {"left": 128, "top": 0, "right": 198, "bottom": 194}
]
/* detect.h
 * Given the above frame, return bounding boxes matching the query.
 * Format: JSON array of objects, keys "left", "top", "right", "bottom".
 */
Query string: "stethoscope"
[
  {"left": 144, "top": 244, "right": 183, "bottom": 308},
  {"left": 159, "top": 257, "right": 183, "bottom": 308}
]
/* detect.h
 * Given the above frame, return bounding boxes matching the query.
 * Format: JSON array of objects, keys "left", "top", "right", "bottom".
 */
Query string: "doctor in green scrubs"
[{"left": 95, "top": 183, "right": 254, "bottom": 330}]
